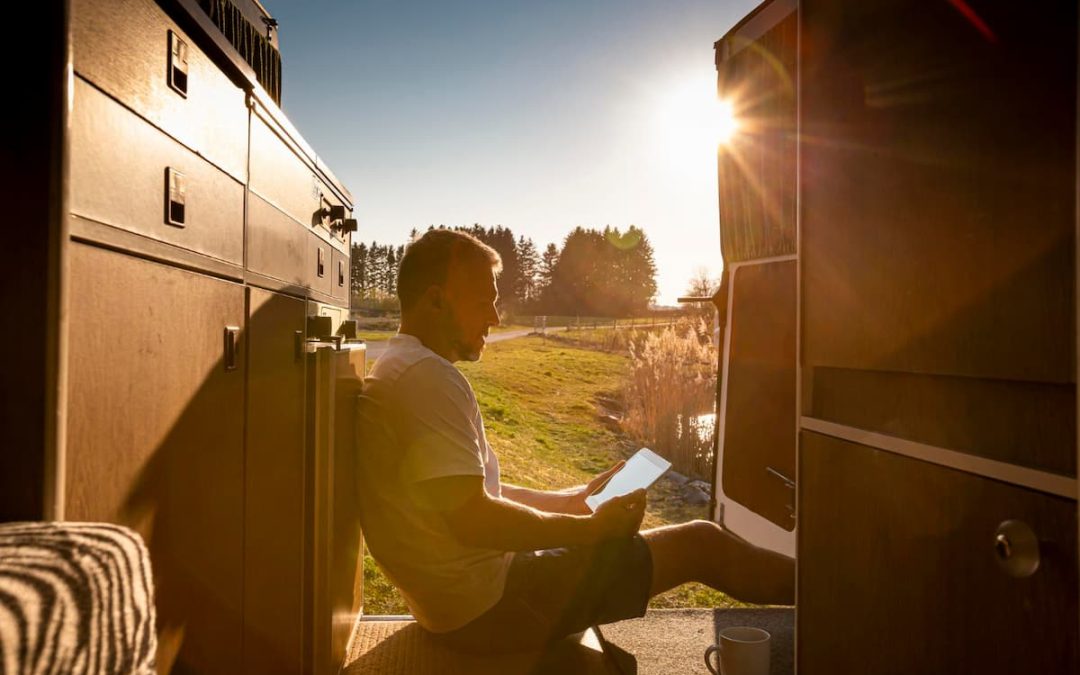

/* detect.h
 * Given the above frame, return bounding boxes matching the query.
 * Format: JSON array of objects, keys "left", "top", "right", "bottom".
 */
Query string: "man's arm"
[
  {"left": 420, "top": 474, "right": 644, "bottom": 551},
  {"left": 501, "top": 461, "right": 626, "bottom": 516},
  {"left": 499, "top": 484, "right": 578, "bottom": 514}
]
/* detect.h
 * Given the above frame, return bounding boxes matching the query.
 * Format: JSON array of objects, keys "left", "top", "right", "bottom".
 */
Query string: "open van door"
[{"left": 711, "top": 0, "right": 797, "bottom": 558}]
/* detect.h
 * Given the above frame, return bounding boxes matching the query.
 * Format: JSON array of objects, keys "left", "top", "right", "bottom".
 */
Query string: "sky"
[{"left": 261, "top": 0, "right": 760, "bottom": 305}]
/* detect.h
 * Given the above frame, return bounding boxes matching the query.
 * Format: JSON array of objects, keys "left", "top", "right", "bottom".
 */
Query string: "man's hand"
[
  {"left": 589, "top": 489, "right": 646, "bottom": 541},
  {"left": 564, "top": 461, "right": 626, "bottom": 515}
]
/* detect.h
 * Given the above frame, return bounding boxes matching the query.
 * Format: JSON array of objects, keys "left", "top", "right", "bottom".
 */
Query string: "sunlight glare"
[
  {"left": 654, "top": 74, "right": 740, "bottom": 178},
  {"left": 717, "top": 99, "right": 739, "bottom": 145}
]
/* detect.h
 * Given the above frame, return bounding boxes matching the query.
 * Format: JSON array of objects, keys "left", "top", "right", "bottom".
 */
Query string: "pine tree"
[
  {"left": 351, "top": 241, "right": 368, "bottom": 298},
  {"left": 538, "top": 242, "right": 560, "bottom": 311},
  {"left": 515, "top": 235, "right": 540, "bottom": 308},
  {"left": 366, "top": 242, "right": 386, "bottom": 299},
  {"left": 623, "top": 225, "right": 658, "bottom": 313},
  {"left": 384, "top": 246, "right": 398, "bottom": 295}
]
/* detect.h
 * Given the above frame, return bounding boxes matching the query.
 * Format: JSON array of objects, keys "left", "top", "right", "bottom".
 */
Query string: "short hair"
[{"left": 397, "top": 229, "right": 502, "bottom": 310}]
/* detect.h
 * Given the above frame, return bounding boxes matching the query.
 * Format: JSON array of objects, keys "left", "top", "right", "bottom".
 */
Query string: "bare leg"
[{"left": 642, "top": 520, "right": 794, "bottom": 605}]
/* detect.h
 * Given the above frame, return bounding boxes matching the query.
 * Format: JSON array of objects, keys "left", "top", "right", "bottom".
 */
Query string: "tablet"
[{"left": 585, "top": 448, "right": 672, "bottom": 512}]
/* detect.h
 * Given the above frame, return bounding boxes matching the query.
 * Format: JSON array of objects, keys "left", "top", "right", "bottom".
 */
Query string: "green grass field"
[
  {"left": 356, "top": 323, "right": 532, "bottom": 343},
  {"left": 361, "top": 333, "right": 745, "bottom": 614}
]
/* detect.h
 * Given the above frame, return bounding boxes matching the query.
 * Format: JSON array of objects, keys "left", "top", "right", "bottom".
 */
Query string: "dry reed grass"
[{"left": 623, "top": 318, "right": 717, "bottom": 480}]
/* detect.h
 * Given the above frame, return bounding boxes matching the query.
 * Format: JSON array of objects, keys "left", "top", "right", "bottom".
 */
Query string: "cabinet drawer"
[
  {"left": 71, "top": 0, "right": 249, "bottom": 182},
  {"left": 250, "top": 112, "right": 321, "bottom": 229},
  {"left": 798, "top": 431, "right": 1078, "bottom": 674},
  {"left": 247, "top": 192, "right": 306, "bottom": 287},
  {"left": 71, "top": 76, "right": 244, "bottom": 267},
  {"left": 331, "top": 249, "right": 350, "bottom": 302},
  {"left": 308, "top": 233, "right": 333, "bottom": 297}
]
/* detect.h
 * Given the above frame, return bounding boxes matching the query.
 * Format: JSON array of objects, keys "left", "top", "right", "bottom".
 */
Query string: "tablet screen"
[{"left": 585, "top": 448, "right": 672, "bottom": 512}]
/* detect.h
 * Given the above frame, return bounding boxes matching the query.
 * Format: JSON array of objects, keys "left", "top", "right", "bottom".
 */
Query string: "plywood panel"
[{"left": 66, "top": 243, "right": 245, "bottom": 674}]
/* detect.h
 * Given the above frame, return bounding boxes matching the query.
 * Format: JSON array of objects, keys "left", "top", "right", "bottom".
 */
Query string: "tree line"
[{"left": 351, "top": 224, "right": 657, "bottom": 317}]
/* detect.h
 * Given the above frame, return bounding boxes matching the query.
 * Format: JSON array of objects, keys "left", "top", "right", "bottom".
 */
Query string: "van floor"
[{"left": 342, "top": 607, "right": 794, "bottom": 674}]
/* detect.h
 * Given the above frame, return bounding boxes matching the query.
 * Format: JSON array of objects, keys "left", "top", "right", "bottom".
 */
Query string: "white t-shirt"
[{"left": 356, "top": 333, "right": 512, "bottom": 632}]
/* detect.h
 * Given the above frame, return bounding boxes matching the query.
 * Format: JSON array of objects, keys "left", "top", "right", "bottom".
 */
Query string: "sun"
[
  {"left": 716, "top": 99, "right": 739, "bottom": 145},
  {"left": 655, "top": 74, "right": 741, "bottom": 173}
]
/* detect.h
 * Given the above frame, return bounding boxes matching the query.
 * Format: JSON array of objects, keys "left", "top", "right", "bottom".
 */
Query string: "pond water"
[{"left": 677, "top": 412, "right": 717, "bottom": 442}]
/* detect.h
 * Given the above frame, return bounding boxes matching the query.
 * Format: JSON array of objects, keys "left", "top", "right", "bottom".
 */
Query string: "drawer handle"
[
  {"left": 165, "top": 168, "right": 186, "bottom": 227},
  {"left": 994, "top": 520, "right": 1040, "bottom": 578},
  {"left": 223, "top": 326, "right": 240, "bottom": 371},
  {"left": 168, "top": 31, "right": 189, "bottom": 97}
]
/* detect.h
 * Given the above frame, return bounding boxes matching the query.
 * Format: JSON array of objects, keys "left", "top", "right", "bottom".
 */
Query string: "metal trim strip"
[{"left": 801, "top": 416, "right": 1078, "bottom": 500}]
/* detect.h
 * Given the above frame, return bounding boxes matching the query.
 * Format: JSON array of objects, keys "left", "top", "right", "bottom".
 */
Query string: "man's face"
[{"left": 440, "top": 259, "right": 500, "bottom": 362}]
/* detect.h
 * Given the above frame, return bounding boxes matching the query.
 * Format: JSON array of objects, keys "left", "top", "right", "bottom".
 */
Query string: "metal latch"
[
  {"left": 306, "top": 315, "right": 343, "bottom": 351},
  {"left": 223, "top": 326, "right": 240, "bottom": 370},
  {"left": 766, "top": 466, "right": 796, "bottom": 520},
  {"left": 165, "top": 168, "right": 186, "bottom": 227},
  {"left": 168, "top": 31, "right": 189, "bottom": 97}
]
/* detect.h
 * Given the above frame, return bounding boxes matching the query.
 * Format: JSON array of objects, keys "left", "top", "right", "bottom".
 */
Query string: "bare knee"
[{"left": 684, "top": 519, "right": 727, "bottom": 551}]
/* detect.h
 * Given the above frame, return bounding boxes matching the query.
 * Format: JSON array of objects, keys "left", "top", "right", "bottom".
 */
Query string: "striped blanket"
[{"left": 0, "top": 522, "right": 157, "bottom": 675}]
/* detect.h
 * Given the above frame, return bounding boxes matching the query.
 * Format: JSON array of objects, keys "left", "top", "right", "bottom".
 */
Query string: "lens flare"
[{"left": 717, "top": 99, "right": 739, "bottom": 145}]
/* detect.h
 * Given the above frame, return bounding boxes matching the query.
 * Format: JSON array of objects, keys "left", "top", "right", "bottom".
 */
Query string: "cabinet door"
[
  {"left": 798, "top": 432, "right": 1078, "bottom": 674},
  {"left": 66, "top": 242, "right": 245, "bottom": 675},
  {"left": 800, "top": 0, "right": 1076, "bottom": 386},
  {"left": 243, "top": 288, "right": 307, "bottom": 675}
]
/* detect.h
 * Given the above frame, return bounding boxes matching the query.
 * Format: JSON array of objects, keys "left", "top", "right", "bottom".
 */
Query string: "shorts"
[{"left": 431, "top": 534, "right": 653, "bottom": 654}]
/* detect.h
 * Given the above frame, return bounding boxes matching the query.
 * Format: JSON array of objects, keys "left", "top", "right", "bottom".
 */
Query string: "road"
[
  {"left": 361, "top": 321, "right": 673, "bottom": 360},
  {"left": 362, "top": 326, "right": 564, "bottom": 360}
]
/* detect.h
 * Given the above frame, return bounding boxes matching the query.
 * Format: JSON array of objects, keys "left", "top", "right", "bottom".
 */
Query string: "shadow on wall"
[{"left": 64, "top": 243, "right": 330, "bottom": 674}]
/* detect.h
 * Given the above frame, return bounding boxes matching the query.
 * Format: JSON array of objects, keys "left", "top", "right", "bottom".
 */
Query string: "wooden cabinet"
[
  {"left": 800, "top": 0, "right": 1076, "bottom": 387},
  {"left": 70, "top": 75, "right": 245, "bottom": 267},
  {"left": 798, "top": 432, "right": 1077, "bottom": 674},
  {"left": 250, "top": 110, "right": 322, "bottom": 230},
  {"left": 71, "top": 0, "right": 250, "bottom": 182},
  {"left": 3, "top": 0, "right": 358, "bottom": 673},
  {"left": 795, "top": 0, "right": 1079, "bottom": 672},
  {"left": 244, "top": 288, "right": 308, "bottom": 675},
  {"left": 65, "top": 243, "right": 246, "bottom": 674},
  {"left": 248, "top": 191, "right": 309, "bottom": 289}
]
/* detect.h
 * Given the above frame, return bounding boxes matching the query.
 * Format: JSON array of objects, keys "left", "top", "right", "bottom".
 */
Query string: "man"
[{"left": 356, "top": 229, "right": 793, "bottom": 654}]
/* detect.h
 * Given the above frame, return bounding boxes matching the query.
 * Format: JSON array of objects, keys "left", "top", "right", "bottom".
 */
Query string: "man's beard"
[
  {"left": 454, "top": 336, "right": 483, "bottom": 362},
  {"left": 442, "top": 309, "right": 484, "bottom": 362}
]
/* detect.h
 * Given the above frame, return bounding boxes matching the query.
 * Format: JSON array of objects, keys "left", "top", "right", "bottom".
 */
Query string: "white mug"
[{"left": 704, "top": 626, "right": 771, "bottom": 675}]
